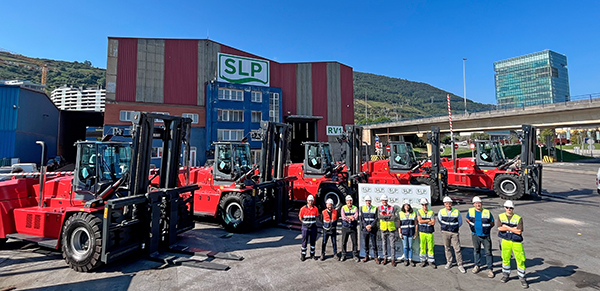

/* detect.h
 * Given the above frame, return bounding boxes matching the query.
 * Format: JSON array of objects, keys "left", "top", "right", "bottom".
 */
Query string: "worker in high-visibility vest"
[
  {"left": 360, "top": 195, "right": 379, "bottom": 263},
  {"left": 399, "top": 199, "right": 418, "bottom": 267},
  {"left": 320, "top": 198, "right": 338, "bottom": 261},
  {"left": 299, "top": 195, "right": 319, "bottom": 261},
  {"left": 340, "top": 195, "right": 359, "bottom": 262},
  {"left": 466, "top": 196, "right": 495, "bottom": 278},
  {"left": 378, "top": 194, "right": 397, "bottom": 267},
  {"left": 417, "top": 197, "right": 436, "bottom": 268},
  {"left": 498, "top": 200, "right": 528, "bottom": 289},
  {"left": 438, "top": 196, "right": 466, "bottom": 273}
]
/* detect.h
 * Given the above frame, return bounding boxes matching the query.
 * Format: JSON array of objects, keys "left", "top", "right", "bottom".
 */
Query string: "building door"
[{"left": 289, "top": 121, "right": 316, "bottom": 163}]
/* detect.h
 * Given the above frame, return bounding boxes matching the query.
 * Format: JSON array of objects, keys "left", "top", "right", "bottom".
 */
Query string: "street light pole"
[{"left": 463, "top": 58, "right": 467, "bottom": 115}]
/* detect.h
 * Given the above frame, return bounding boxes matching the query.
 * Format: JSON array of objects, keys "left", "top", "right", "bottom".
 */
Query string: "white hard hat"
[
  {"left": 307, "top": 195, "right": 315, "bottom": 201},
  {"left": 326, "top": 198, "right": 334, "bottom": 205},
  {"left": 402, "top": 199, "right": 410, "bottom": 205},
  {"left": 364, "top": 195, "right": 372, "bottom": 201},
  {"left": 503, "top": 200, "right": 515, "bottom": 208},
  {"left": 472, "top": 196, "right": 482, "bottom": 203},
  {"left": 345, "top": 195, "right": 353, "bottom": 201},
  {"left": 443, "top": 196, "right": 453, "bottom": 203},
  {"left": 380, "top": 194, "right": 388, "bottom": 201},
  {"left": 419, "top": 198, "right": 429, "bottom": 205}
]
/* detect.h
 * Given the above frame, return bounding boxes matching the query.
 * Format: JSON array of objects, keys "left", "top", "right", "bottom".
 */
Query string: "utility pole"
[
  {"left": 365, "top": 90, "right": 367, "bottom": 120},
  {"left": 463, "top": 58, "right": 468, "bottom": 114}
]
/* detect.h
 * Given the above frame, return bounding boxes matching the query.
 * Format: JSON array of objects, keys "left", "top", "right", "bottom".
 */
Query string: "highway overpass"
[{"left": 363, "top": 97, "right": 600, "bottom": 144}]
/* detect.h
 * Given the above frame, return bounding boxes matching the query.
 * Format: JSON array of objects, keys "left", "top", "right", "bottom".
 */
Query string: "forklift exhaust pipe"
[{"left": 36, "top": 141, "right": 47, "bottom": 208}]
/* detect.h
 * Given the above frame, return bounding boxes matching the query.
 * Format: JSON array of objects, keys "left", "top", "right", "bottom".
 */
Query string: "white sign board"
[
  {"left": 326, "top": 126, "right": 343, "bottom": 136},
  {"left": 358, "top": 183, "right": 431, "bottom": 261},
  {"left": 218, "top": 53, "right": 270, "bottom": 86}
]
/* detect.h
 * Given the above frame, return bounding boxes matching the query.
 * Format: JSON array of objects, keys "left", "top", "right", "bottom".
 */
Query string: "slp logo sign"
[{"left": 218, "top": 53, "right": 269, "bottom": 86}]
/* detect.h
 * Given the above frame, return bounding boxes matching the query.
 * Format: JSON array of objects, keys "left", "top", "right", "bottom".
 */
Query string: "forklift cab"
[
  {"left": 389, "top": 141, "right": 418, "bottom": 171},
  {"left": 213, "top": 142, "right": 252, "bottom": 181},
  {"left": 475, "top": 140, "right": 506, "bottom": 168},
  {"left": 73, "top": 141, "right": 132, "bottom": 199},
  {"left": 304, "top": 142, "right": 334, "bottom": 175}
]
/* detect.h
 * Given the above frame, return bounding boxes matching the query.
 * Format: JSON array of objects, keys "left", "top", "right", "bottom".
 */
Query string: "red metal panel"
[
  {"left": 219, "top": 45, "right": 270, "bottom": 61},
  {"left": 270, "top": 62, "right": 281, "bottom": 89},
  {"left": 115, "top": 38, "right": 138, "bottom": 102},
  {"left": 164, "top": 39, "right": 198, "bottom": 105},
  {"left": 340, "top": 64, "right": 354, "bottom": 127},
  {"left": 312, "top": 63, "right": 328, "bottom": 141},
  {"left": 279, "top": 63, "right": 297, "bottom": 117}
]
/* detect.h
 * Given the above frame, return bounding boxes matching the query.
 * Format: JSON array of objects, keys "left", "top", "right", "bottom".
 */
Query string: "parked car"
[{"left": 597, "top": 167, "right": 600, "bottom": 194}]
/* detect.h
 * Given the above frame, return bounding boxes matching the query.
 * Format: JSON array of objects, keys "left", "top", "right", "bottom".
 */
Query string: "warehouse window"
[
  {"left": 218, "top": 88, "right": 243, "bottom": 101},
  {"left": 218, "top": 109, "right": 244, "bottom": 122},
  {"left": 251, "top": 91, "right": 262, "bottom": 103},
  {"left": 251, "top": 111, "right": 262, "bottom": 123},
  {"left": 182, "top": 113, "right": 199, "bottom": 124},
  {"left": 119, "top": 110, "right": 138, "bottom": 122},
  {"left": 218, "top": 129, "right": 245, "bottom": 141},
  {"left": 269, "top": 93, "right": 280, "bottom": 122},
  {"left": 151, "top": 147, "right": 163, "bottom": 158}
]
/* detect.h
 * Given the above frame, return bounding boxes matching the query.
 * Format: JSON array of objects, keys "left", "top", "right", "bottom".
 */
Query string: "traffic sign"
[
  {"left": 386, "top": 145, "right": 391, "bottom": 152},
  {"left": 587, "top": 139, "right": 595, "bottom": 145},
  {"left": 375, "top": 136, "right": 380, "bottom": 142},
  {"left": 454, "top": 144, "right": 459, "bottom": 150},
  {"left": 375, "top": 142, "right": 380, "bottom": 148},
  {"left": 469, "top": 143, "right": 475, "bottom": 150}
]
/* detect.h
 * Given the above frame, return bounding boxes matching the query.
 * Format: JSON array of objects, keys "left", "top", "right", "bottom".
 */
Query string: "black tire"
[
  {"left": 318, "top": 184, "right": 345, "bottom": 211},
  {"left": 494, "top": 174, "right": 524, "bottom": 200},
  {"left": 597, "top": 189, "right": 600, "bottom": 195},
  {"left": 0, "top": 238, "right": 7, "bottom": 247},
  {"left": 219, "top": 191, "right": 254, "bottom": 233},
  {"left": 62, "top": 212, "right": 103, "bottom": 272},
  {"left": 412, "top": 176, "right": 441, "bottom": 204}
]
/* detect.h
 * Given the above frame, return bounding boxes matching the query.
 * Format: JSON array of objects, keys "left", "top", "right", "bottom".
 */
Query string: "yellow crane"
[{"left": 0, "top": 47, "right": 55, "bottom": 85}]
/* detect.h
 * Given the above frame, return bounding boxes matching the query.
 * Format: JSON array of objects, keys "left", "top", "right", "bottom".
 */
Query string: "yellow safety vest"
[{"left": 379, "top": 205, "right": 396, "bottom": 231}]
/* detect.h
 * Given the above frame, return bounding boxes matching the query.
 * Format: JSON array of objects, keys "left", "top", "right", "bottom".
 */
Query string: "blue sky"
[{"left": 2, "top": 0, "right": 599, "bottom": 105}]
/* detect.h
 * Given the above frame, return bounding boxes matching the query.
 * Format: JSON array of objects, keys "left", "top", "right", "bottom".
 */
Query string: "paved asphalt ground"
[{"left": 1, "top": 163, "right": 599, "bottom": 291}]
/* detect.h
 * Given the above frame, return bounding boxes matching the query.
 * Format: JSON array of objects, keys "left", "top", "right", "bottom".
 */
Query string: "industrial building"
[
  {"left": 104, "top": 37, "right": 354, "bottom": 165},
  {"left": 51, "top": 85, "right": 106, "bottom": 112},
  {"left": 494, "top": 50, "right": 570, "bottom": 108},
  {"left": 0, "top": 84, "right": 59, "bottom": 164}
]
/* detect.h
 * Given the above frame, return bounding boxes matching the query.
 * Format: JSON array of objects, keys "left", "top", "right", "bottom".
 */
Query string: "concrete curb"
[{"left": 542, "top": 166, "right": 597, "bottom": 175}]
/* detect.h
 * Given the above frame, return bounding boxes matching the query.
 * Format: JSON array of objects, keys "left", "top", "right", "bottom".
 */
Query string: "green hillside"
[
  {"left": 353, "top": 72, "right": 493, "bottom": 124},
  {"left": 0, "top": 51, "right": 105, "bottom": 93}
]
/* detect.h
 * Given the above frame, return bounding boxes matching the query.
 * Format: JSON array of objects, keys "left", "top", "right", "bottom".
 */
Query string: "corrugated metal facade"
[
  {"left": 164, "top": 39, "right": 198, "bottom": 105},
  {"left": 0, "top": 85, "right": 18, "bottom": 159},
  {"left": 311, "top": 63, "right": 329, "bottom": 141},
  {"left": 106, "top": 38, "right": 354, "bottom": 145},
  {"left": 340, "top": 64, "right": 354, "bottom": 127},
  {"left": 115, "top": 38, "right": 138, "bottom": 102}
]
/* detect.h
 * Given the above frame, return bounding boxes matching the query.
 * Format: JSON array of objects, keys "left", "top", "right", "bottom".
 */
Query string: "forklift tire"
[
  {"left": 318, "top": 185, "right": 345, "bottom": 210},
  {"left": 0, "top": 238, "right": 6, "bottom": 247},
  {"left": 494, "top": 174, "right": 524, "bottom": 200},
  {"left": 220, "top": 192, "right": 254, "bottom": 233},
  {"left": 413, "top": 176, "right": 440, "bottom": 204},
  {"left": 62, "top": 212, "right": 103, "bottom": 272}
]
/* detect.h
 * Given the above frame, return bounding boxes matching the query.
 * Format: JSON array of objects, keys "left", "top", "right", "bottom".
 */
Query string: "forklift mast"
[
  {"left": 520, "top": 124, "right": 543, "bottom": 196},
  {"left": 259, "top": 120, "right": 291, "bottom": 182},
  {"left": 344, "top": 125, "right": 366, "bottom": 178},
  {"left": 427, "top": 126, "right": 445, "bottom": 198}
]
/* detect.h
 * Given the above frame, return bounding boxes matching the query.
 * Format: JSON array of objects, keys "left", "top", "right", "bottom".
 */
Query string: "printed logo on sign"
[
  {"left": 218, "top": 53, "right": 270, "bottom": 86},
  {"left": 417, "top": 189, "right": 428, "bottom": 195},
  {"left": 375, "top": 187, "right": 384, "bottom": 193},
  {"left": 402, "top": 188, "right": 413, "bottom": 194}
]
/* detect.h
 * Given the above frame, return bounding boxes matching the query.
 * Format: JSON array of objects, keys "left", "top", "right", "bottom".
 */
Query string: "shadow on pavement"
[{"left": 19, "top": 274, "right": 135, "bottom": 291}]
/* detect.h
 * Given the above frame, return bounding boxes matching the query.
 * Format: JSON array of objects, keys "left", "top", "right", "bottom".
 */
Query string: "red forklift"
[
  {"left": 438, "top": 124, "right": 543, "bottom": 200},
  {"left": 186, "top": 121, "right": 294, "bottom": 232},
  {"left": 0, "top": 112, "right": 240, "bottom": 272},
  {"left": 283, "top": 142, "right": 350, "bottom": 210},
  {"left": 344, "top": 125, "right": 447, "bottom": 203}
]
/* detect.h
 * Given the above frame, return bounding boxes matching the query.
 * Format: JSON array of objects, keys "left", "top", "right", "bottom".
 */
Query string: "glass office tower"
[{"left": 494, "top": 50, "right": 570, "bottom": 108}]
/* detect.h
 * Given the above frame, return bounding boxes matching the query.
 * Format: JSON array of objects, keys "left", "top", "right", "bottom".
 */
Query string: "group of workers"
[{"left": 299, "top": 194, "right": 529, "bottom": 289}]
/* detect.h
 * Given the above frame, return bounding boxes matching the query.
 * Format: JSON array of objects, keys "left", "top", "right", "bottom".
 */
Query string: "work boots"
[
  {"left": 320, "top": 254, "right": 325, "bottom": 261},
  {"left": 500, "top": 273, "right": 510, "bottom": 283},
  {"left": 363, "top": 256, "right": 369, "bottom": 263},
  {"left": 430, "top": 262, "right": 437, "bottom": 269},
  {"left": 420, "top": 261, "right": 427, "bottom": 267},
  {"left": 382, "top": 258, "right": 388, "bottom": 265},
  {"left": 520, "top": 277, "right": 529, "bottom": 289},
  {"left": 300, "top": 254, "right": 306, "bottom": 262},
  {"left": 410, "top": 260, "right": 416, "bottom": 267},
  {"left": 374, "top": 257, "right": 381, "bottom": 264},
  {"left": 404, "top": 260, "right": 410, "bottom": 266},
  {"left": 391, "top": 260, "right": 397, "bottom": 267}
]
